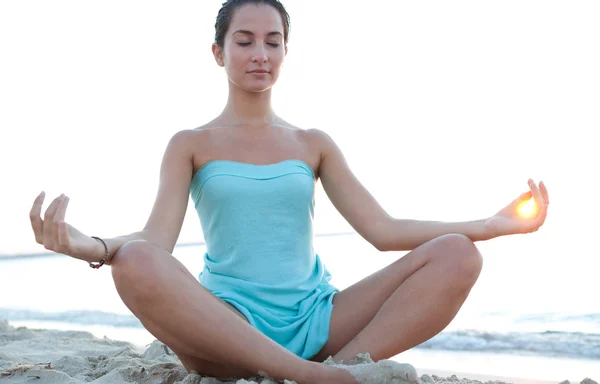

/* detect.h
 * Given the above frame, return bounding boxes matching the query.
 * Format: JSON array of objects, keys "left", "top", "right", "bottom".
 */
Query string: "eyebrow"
[{"left": 232, "top": 30, "right": 283, "bottom": 38}]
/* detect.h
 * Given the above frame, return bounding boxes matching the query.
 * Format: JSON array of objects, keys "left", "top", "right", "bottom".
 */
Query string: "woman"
[{"left": 29, "top": 1, "right": 549, "bottom": 383}]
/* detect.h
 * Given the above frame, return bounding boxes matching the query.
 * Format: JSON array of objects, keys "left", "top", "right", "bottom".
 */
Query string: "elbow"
[
  {"left": 375, "top": 239, "right": 412, "bottom": 252},
  {"left": 140, "top": 230, "right": 175, "bottom": 254},
  {"left": 369, "top": 232, "right": 386, "bottom": 251},
  {"left": 375, "top": 243, "right": 389, "bottom": 252},
  {"left": 356, "top": 214, "right": 397, "bottom": 252},
  {"left": 374, "top": 238, "right": 391, "bottom": 252},
  {"left": 370, "top": 218, "right": 393, "bottom": 252},
  {"left": 369, "top": 216, "right": 413, "bottom": 252}
]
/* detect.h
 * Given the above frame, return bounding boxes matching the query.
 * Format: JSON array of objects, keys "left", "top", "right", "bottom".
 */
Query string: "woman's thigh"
[
  {"left": 310, "top": 234, "right": 476, "bottom": 362},
  {"left": 112, "top": 240, "right": 255, "bottom": 378},
  {"left": 170, "top": 300, "right": 256, "bottom": 379}
]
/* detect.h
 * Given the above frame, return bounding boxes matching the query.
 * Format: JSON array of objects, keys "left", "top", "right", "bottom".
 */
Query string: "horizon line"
[{"left": 0, "top": 231, "right": 357, "bottom": 260}]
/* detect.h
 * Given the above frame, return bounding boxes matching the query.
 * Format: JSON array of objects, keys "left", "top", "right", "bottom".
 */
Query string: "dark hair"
[{"left": 214, "top": 0, "right": 290, "bottom": 48}]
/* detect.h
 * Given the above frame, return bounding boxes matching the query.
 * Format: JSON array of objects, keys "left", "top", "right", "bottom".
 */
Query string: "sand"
[{"left": 0, "top": 320, "right": 597, "bottom": 384}]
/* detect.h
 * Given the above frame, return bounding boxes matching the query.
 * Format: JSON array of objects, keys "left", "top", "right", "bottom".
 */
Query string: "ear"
[{"left": 212, "top": 43, "right": 225, "bottom": 67}]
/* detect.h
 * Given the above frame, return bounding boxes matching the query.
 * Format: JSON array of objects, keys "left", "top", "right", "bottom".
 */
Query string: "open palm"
[{"left": 484, "top": 179, "right": 550, "bottom": 237}]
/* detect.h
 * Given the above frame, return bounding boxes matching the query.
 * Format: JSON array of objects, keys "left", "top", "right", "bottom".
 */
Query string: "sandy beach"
[{"left": 0, "top": 320, "right": 596, "bottom": 384}]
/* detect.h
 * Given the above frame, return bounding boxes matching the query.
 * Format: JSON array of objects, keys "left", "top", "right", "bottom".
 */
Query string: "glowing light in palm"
[{"left": 517, "top": 198, "right": 538, "bottom": 218}]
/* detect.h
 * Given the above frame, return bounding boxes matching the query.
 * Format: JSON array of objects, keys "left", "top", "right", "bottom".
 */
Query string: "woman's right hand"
[{"left": 29, "top": 192, "right": 103, "bottom": 262}]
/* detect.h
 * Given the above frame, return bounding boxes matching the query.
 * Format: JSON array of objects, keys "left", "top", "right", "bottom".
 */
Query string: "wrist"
[
  {"left": 89, "top": 236, "right": 110, "bottom": 269},
  {"left": 94, "top": 238, "right": 106, "bottom": 262},
  {"left": 480, "top": 217, "right": 502, "bottom": 240}
]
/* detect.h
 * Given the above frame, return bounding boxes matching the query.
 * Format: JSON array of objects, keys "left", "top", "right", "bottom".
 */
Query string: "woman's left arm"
[{"left": 313, "top": 130, "right": 550, "bottom": 252}]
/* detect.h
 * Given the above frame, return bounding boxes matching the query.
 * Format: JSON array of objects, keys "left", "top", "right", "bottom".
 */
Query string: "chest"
[
  {"left": 210, "top": 134, "right": 301, "bottom": 160},
  {"left": 193, "top": 127, "right": 319, "bottom": 177}
]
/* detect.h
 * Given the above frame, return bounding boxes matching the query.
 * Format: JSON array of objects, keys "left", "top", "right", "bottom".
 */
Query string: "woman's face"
[{"left": 213, "top": 4, "right": 287, "bottom": 93}]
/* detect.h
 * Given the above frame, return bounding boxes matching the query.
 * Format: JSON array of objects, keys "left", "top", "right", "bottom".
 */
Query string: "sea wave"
[
  {"left": 419, "top": 328, "right": 600, "bottom": 359},
  {"left": 1, "top": 308, "right": 599, "bottom": 360}
]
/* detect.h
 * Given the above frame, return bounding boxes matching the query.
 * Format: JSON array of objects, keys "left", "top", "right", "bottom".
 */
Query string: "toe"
[
  {"left": 380, "top": 361, "right": 418, "bottom": 382},
  {"left": 398, "top": 363, "right": 418, "bottom": 382}
]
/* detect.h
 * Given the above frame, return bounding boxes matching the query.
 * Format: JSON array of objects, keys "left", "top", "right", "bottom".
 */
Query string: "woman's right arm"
[{"left": 30, "top": 130, "right": 197, "bottom": 265}]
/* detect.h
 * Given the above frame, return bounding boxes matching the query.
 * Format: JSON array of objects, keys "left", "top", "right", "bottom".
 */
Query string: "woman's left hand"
[{"left": 484, "top": 179, "right": 550, "bottom": 238}]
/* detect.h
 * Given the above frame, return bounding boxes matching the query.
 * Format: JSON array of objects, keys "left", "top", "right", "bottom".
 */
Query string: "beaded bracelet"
[{"left": 89, "top": 236, "right": 109, "bottom": 269}]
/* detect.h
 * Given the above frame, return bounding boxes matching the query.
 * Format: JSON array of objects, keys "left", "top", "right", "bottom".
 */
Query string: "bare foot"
[
  {"left": 316, "top": 365, "right": 360, "bottom": 384},
  {"left": 322, "top": 353, "right": 418, "bottom": 384}
]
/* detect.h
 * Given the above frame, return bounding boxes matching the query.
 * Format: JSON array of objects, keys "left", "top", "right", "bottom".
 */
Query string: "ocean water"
[{"left": 1, "top": 233, "right": 598, "bottom": 381}]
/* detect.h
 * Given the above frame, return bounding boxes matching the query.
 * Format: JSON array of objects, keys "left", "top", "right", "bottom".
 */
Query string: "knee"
[
  {"left": 110, "top": 239, "right": 156, "bottom": 281},
  {"left": 431, "top": 234, "right": 483, "bottom": 283}
]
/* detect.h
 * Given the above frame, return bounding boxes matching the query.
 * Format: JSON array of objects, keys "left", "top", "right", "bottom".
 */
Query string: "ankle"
[
  {"left": 309, "top": 364, "right": 357, "bottom": 383},
  {"left": 296, "top": 361, "right": 325, "bottom": 382}
]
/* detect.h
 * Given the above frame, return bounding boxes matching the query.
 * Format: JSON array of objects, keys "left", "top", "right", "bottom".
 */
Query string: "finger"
[
  {"left": 29, "top": 191, "right": 46, "bottom": 244},
  {"left": 57, "top": 221, "right": 71, "bottom": 252},
  {"left": 54, "top": 196, "right": 70, "bottom": 248},
  {"left": 43, "top": 194, "right": 64, "bottom": 246},
  {"left": 534, "top": 202, "right": 549, "bottom": 229},
  {"left": 528, "top": 179, "right": 545, "bottom": 213},
  {"left": 54, "top": 195, "right": 69, "bottom": 226},
  {"left": 539, "top": 181, "right": 550, "bottom": 204},
  {"left": 515, "top": 191, "right": 532, "bottom": 204}
]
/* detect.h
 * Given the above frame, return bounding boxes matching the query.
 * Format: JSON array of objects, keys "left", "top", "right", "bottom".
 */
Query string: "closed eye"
[{"left": 236, "top": 42, "right": 280, "bottom": 48}]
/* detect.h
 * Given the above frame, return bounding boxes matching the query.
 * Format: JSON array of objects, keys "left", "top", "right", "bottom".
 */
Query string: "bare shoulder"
[
  {"left": 169, "top": 129, "right": 198, "bottom": 146},
  {"left": 302, "top": 128, "right": 339, "bottom": 159},
  {"left": 304, "top": 127, "right": 334, "bottom": 143},
  {"left": 159, "top": 130, "right": 200, "bottom": 175},
  {"left": 168, "top": 126, "right": 217, "bottom": 152},
  {"left": 191, "top": 123, "right": 224, "bottom": 134}
]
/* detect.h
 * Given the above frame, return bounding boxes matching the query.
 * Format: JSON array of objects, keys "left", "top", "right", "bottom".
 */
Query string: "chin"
[
  {"left": 233, "top": 80, "right": 276, "bottom": 93},
  {"left": 246, "top": 85, "right": 274, "bottom": 93},
  {"left": 229, "top": 73, "right": 279, "bottom": 93}
]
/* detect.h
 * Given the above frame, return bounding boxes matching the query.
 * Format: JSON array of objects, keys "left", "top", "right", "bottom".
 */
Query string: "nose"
[{"left": 251, "top": 44, "right": 268, "bottom": 63}]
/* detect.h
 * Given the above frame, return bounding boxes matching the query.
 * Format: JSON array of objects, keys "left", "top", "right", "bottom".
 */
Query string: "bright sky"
[{"left": 1, "top": 0, "right": 598, "bottom": 267}]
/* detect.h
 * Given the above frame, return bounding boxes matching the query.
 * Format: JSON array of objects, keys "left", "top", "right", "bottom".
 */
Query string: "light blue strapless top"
[{"left": 189, "top": 159, "right": 338, "bottom": 359}]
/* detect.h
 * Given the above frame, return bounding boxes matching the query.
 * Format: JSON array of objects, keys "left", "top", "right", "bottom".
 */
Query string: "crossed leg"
[
  {"left": 110, "top": 234, "right": 481, "bottom": 382},
  {"left": 158, "top": 301, "right": 256, "bottom": 380},
  {"left": 310, "top": 233, "right": 483, "bottom": 363},
  {"left": 110, "top": 240, "right": 356, "bottom": 383}
]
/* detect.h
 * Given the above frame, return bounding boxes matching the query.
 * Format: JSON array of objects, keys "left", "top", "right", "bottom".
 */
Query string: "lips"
[{"left": 249, "top": 70, "right": 269, "bottom": 73}]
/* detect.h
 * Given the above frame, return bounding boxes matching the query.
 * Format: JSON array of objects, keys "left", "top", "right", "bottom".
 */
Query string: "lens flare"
[{"left": 517, "top": 198, "right": 538, "bottom": 218}]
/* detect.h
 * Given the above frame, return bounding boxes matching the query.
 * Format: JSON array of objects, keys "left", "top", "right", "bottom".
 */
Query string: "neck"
[{"left": 219, "top": 82, "right": 279, "bottom": 127}]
